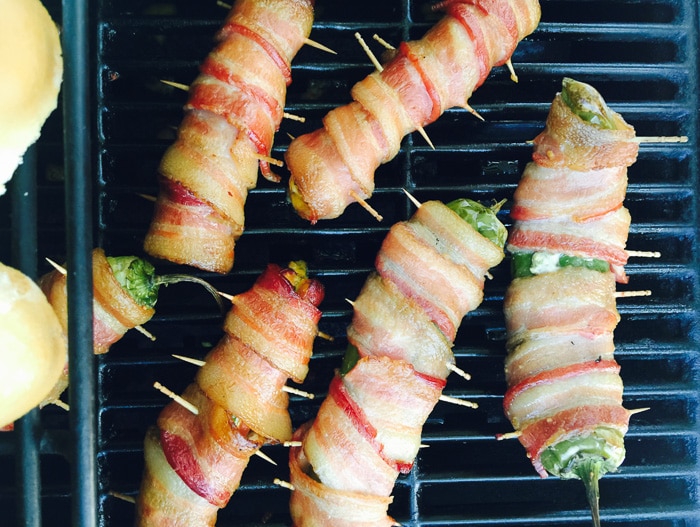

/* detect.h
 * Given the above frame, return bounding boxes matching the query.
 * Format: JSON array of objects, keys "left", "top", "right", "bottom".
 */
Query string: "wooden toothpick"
[
  {"left": 439, "top": 395, "right": 478, "bottom": 409},
  {"left": 634, "top": 136, "right": 688, "bottom": 143},
  {"left": 283, "top": 111, "right": 306, "bottom": 123},
  {"left": 134, "top": 325, "right": 157, "bottom": 342},
  {"left": 45, "top": 257, "right": 67, "bottom": 275},
  {"left": 108, "top": 490, "right": 136, "bottom": 504},
  {"left": 254, "top": 153, "right": 284, "bottom": 168},
  {"left": 160, "top": 79, "right": 189, "bottom": 92},
  {"left": 254, "top": 450, "right": 278, "bottom": 466},
  {"left": 372, "top": 33, "right": 396, "bottom": 50},
  {"left": 283, "top": 441, "right": 303, "bottom": 447},
  {"left": 402, "top": 188, "right": 422, "bottom": 209},
  {"left": 153, "top": 382, "right": 199, "bottom": 415},
  {"left": 614, "top": 290, "right": 652, "bottom": 298},
  {"left": 446, "top": 363, "right": 472, "bottom": 381},
  {"left": 282, "top": 386, "right": 315, "bottom": 400},
  {"left": 349, "top": 190, "right": 383, "bottom": 222},
  {"left": 51, "top": 399, "right": 70, "bottom": 412},
  {"left": 627, "top": 250, "right": 661, "bottom": 258},
  {"left": 273, "top": 478, "right": 295, "bottom": 491},
  {"left": 172, "top": 354, "right": 206, "bottom": 367},
  {"left": 628, "top": 407, "right": 651, "bottom": 416},
  {"left": 304, "top": 38, "right": 337, "bottom": 55},
  {"left": 505, "top": 59, "right": 519, "bottom": 83},
  {"left": 496, "top": 430, "right": 522, "bottom": 441}
]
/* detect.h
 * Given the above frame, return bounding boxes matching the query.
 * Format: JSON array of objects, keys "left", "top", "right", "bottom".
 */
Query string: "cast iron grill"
[{"left": 0, "top": 0, "right": 698, "bottom": 526}]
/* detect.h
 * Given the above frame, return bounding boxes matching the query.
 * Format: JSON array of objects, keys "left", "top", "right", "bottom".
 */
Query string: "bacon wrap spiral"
[
  {"left": 38, "top": 248, "right": 156, "bottom": 405},
  {"left": 502, "top": 81, "right": 638, "bottom": 477},
  {"left": 135, "top": 263, "right": 324, "bottom": 526},
  {"left": 143, "top": 0, "right": 315, "bottom": 274},
  {"left": 285, "top": 0, "right": 541, "bottom": 223},
  {"left": 288, "top": 201, "right": 504, "bottom": 526}
]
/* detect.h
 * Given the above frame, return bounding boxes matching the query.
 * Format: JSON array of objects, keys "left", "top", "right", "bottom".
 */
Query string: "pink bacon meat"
[
  {"left": 286, "top": 0, "right": 541, "bottom": 223},
  {"left": 144, "top": 0, "right": 315, "bottom": 274},
  {"left": 135, "top": 263, "right": 324, "bottom": 526},
  {"left": 288, "top": 200, "right": 504, "bottom": 526}
]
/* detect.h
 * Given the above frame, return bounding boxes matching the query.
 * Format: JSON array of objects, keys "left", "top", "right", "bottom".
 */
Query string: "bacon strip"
[
  {"left": 144, "top": 0, "right": 315, "bottom": 273},
  {"left": 38, "top": 248, "right": 156, "bottom": 405},
  {"left": 285, "top": 0, "right": 541, "bottom": 223},
  {"left": 289, "top": 201, "right": 504, "bottom": 525},
  {"left": 502, "top": 79, "right": 637, "bottom": 480},
  {"left": 136, "top": 264, "right": 324, "bottom": 526}
]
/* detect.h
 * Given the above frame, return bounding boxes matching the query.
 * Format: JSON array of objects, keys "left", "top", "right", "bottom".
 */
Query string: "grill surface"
[{"left": 0, "top": 0, "right": 699, "bottom": 526}]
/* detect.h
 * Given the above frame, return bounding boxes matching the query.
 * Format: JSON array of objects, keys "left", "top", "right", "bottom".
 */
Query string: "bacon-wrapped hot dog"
[
  {"left": 289, "top": 199, "right": 505, "bottom": 526},
  {"left": 501, "top": 78, "right": 640, "bottom": 525},
  {"left": 143, "top": 0, "right": 315, "bottom": 274},
  {"left": 38, "top": 248, "right": 219, "bottom": 407},
  {"left": 135, "top": 262, "right": 324, "bottom": 527},
  {"left": 286, "top": 0, "right": 541, "bottom": 223}
]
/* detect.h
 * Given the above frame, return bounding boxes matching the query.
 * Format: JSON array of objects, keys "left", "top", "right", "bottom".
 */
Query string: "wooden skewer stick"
[
  {"left": 304, "top": 38, "right": 338, "bottom": 55},
  {"left": 372, "top": 33, "right": 396, "bottom": 50},
  {"left": 283, "top": 440, "right": 303, "bottom": 447},
  {"left": 628, "top": 407, "right": 651, "bottom": 416},
  {"left": 505, "top": 59, "right": 519, "bottom": 83},
  {"left": 446, "top": 363, "right": 472, "bottom": 381},
  {"left": 496, "top": 430, "right": 522, "bottom": 441},
  {"left": 614, "top": 290, "right": 652, "bottom": 298},
  {"left": 464, "top": 102, "right": 486, "bottom": 122},
  {"left": 254, "top": 153, "right": 284, "bottom": 168},
  {"left": 153, "top": 382, "right": 199, "bottom": 415},
  {"left": 354, "top": 32, "right": 383, "bottom": 71},
  {"left": 134, "top": 325, "right": 157, "bottom": 342},
  {"left": 160, "top": 79, "right": 189, "bottom": 92},
  {"left": 354, "top": 32, "right": 435, "bottom": 150},
  {"left": 108, "top": 490, "right": 136, "bottom": 504},
  {"left": 317, "top": 330, "right": 334, "bottom": 342},
  {"left": 283, "top": 111, "right": 306, "bottom": 123},
  {"left": 439, "top": 395, "right": 478, "bottom": 409},
  {"left": 349, "top": 190, "right": 384, "bottom": 222},
  {"left": 627, "top": 250, "right": 661, "bottom": 258},
  {"left": 51, "top": 399, "right": 70, "bottom": 412},
  {"left": 402, "top": 188, "right": 422, "bottom": 209},
  {"left": 254, "top": 450, "right": 278, "bottom": 466},
  {"left": 345, "top": 298, "right": 356, "bottom": 307},
  {"left": 217, "top": 290, "right": 235, "bottom": 302},
  {"left": 273, "top": 478, "right": 295, "bottom": 491},
  {"left": 136, "top": 192, "right": 157, "bottom": 202},
  {"left": 633, "top": 135, "right": 688, "bottom": 143},
  {"left": 172, "top": 354, "right": 206, "bottom": 367},
  {"left": 282, "top": 386, "right": 315, "bottom": 400}
]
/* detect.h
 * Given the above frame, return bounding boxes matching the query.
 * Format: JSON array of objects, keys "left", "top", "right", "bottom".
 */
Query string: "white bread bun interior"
[
  {"left": 0, "top": 0, "right": 63, "bottom": 195},
  {"left": 0, "top": 261, "right": 67, "bottom": 428}
]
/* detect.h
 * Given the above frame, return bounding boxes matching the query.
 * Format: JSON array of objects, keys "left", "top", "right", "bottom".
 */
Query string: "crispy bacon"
[
  {"left": 289, "top": 201, "right": 504, "bottom": 525},
  {"left": 136, "top": 263, "right": 324, "bottom": 526},
  {"left": 144, "top": 0, "right": 315, "bottom": 273},
  {"left": 502, "top": 79, "right": 638, "bottom": 493},
  {"left": 286, "top": 0, "right": 541, "bottom": 222}
]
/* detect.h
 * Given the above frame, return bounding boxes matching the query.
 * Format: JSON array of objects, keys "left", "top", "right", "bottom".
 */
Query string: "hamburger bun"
[
  {"left": 0, "top": 0, "right": 63, "bottom": 194},
  {"left": 0, "top": 261, "right": 67, "bottom": 428}
]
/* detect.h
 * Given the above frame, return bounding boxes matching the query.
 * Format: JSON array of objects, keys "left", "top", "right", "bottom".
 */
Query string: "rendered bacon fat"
[
  {"left": 289, "top": 200, "right": 505, "bottom": 526},
  {"left": 286, "top": 0, "right": 541, "bottom": 222},
  {"left": 144, "top": 0, "right": 315, "bottom": 273},
  {"left": 502, "top": 78, "right": 640, "bottom": 526},
  {"left": 136, "top": 262, "right": 324, "bottom": 527}
]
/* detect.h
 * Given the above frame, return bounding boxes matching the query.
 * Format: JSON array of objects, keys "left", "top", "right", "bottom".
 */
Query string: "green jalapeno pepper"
[
  {"left": 561, "top": 77, "right": 619, "bottom": 131},
  {"left": 511, "top": 252, "right": 611, "bottom": 278}
]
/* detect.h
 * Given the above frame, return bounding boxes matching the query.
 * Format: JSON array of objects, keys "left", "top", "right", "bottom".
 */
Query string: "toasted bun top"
[
  {"left": 0, "top": 262, "right": 67, "bottom": 428},
  {"left": 0, "top": 0, "right": 63, "bottom": 193}
]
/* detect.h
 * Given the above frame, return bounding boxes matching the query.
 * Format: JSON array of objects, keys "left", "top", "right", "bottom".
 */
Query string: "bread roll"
[
  {"left": 0, "top": 0, "right": 63, "bottom": 195},
  {"left": 0, "top": 261, "right": 67, "bottom": 428}
]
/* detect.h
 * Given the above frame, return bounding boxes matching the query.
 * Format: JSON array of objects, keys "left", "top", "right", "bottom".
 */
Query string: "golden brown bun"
[
  {"left": 0, "top": 261, "right": 67, "bottom": 428},
  {"left": 0, "top": 0, "right": 63, "bottom": 194}
]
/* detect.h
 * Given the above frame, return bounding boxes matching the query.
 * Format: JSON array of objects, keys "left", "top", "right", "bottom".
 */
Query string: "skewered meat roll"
[
  {"left": 286, "top": 0, "right": 541, "bottom": 223},
  {"left": 502, "top": 78, "right": 641, "bottom": 526},
  {"left": 144, "top": 0, "right": 315, "bottom": 274},
  {"left": 288, "top": 199, "right": 506, "bottom": 526},
  {"left": 135, "top": 262, "right": 324, "bottom": 527}
]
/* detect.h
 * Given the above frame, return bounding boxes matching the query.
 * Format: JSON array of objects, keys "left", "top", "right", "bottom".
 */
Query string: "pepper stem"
[
  {"left": 575, "top": 458, "right": 602, "bottom": 527},
  {"left": 154, "top": 274, "right": 225, "bottom": 312}
]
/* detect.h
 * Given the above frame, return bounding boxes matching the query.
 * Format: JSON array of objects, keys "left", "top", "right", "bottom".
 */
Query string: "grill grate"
[{"left": 0, "top": 0, "right": 699, "bottom": 525}]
